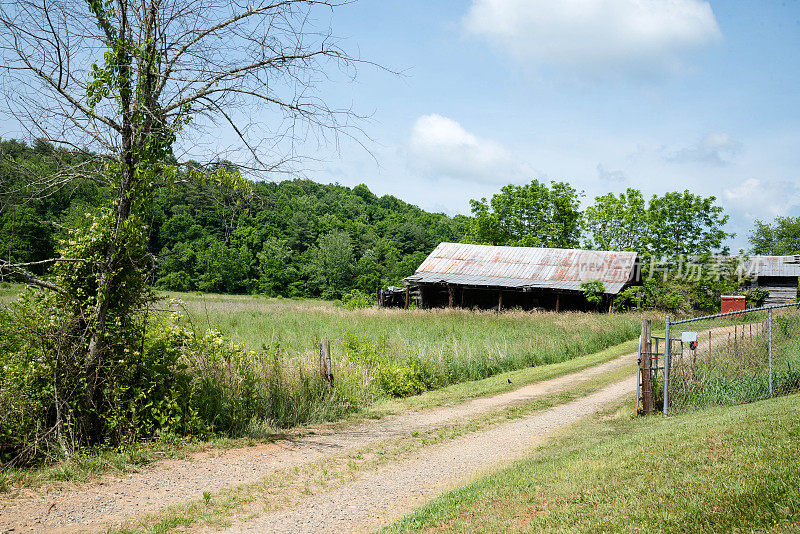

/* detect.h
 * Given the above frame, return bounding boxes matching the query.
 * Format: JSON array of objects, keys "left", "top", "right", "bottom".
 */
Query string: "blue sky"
[
  {"left": 291, "top": 0, "right": 800, "bottom": 252},
  {"left": 4, "top": 0, "right": 797, "bottom": 252}
]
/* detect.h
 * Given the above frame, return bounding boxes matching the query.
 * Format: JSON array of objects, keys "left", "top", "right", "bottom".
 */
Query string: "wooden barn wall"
[{"left": 753, "top": 276, "right": 799, "bottom": 305}]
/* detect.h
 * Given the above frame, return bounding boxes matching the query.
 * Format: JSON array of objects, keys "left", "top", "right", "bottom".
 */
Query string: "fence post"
[
  {"left": 664, "top": 316, "right": 670, "bottom": 416},
  {"left": 640, "top": 319, "right": 653, "bottom": 414},
  {"left": 320, "top": 339, "right": 334, "bottom": 387},
  {"left": 768, "top": 308, "right": 773, "bottom": 396}
]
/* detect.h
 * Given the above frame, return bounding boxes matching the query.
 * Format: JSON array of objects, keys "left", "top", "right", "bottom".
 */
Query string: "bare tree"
[{"left": 0, "top": 0, "right": 369, "bottom": 437}]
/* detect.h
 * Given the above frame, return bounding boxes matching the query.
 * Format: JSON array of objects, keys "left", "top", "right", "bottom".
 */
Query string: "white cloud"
[
  {"left": 668, "top": 133, "right": 742, "bottom": 166},
  {"left": 723, "top": 178, "right": 800, "bottom": 219},
  {"left": 463, "top": 0, "right": 721, "bottom": 75},
  {"left": 408, "top": 114, "right": 526, "bottom": 183}
]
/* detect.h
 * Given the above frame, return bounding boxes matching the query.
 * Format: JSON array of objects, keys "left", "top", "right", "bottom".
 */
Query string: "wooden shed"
[
  {"left": 743, "top": 255, "right": 800, "bottom": 306},
  {"left": 402, "top": 243, "right": 640, "bottom": 311}
]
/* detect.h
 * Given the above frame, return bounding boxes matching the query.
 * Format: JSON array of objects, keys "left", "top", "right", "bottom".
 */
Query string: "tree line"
[{"left": 4, "top": 140, "right": 799, "bottom": 303}]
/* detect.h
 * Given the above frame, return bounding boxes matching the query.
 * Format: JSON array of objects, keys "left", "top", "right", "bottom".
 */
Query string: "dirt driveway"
[{"left": 0, "top": 349, "right": 637, "bottom": 533}]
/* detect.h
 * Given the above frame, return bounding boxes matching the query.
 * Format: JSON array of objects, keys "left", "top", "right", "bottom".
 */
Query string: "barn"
[
  {"left": 402, "top": 242, "right": 640, "bottom": 311},
  {"left": 743, "top": 255, "right": 800, "bottom": 306}
]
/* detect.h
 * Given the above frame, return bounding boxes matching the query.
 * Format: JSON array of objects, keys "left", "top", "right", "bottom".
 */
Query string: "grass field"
[
  {"left": 165, "top": 291, "right": 640, "bottom": 407},
  {"left": 1, "top": 284, "right": 641, "bottom": 429},
  {"left": 385, "top": 394, "right": 800, "bottom": 533}
]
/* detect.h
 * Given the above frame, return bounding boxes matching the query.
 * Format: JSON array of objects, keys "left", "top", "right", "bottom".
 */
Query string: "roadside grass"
[
  {"left": 1, "top": 288, "right": 640, "bottom": 491},
  {"left": 370, "top": 338, "right": 639, "bottom": 415},
  {"left": 168, "top": 291, "right": 640, "bottom": 406},
  {"left": 0, "top": 435, "right": 257, "bottom": 495},
  {"left": 0, "top": 339, "right": 637, "bottom": 493},
  {"left": 384, "top": 394, "right": 800, "bottom": 534},
  {"left": 112, "top": 360, "right": 638, "bottom": 534}
]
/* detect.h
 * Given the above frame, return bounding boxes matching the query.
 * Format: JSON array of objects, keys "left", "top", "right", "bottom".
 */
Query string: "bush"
[
  {"left": 337, "top": 289, "right": 375, "bottom": 310},
  {"left": 746, "top": 287, "right": 769, "bottom": 308},
  {"left": 0, "top": 293, "right": 208, "bottom": 465},
  {"left": 613, "top": 286, "right": 641, "bottom": 311},
  {"left": 377, "top": 357, "right": 444, "bottom": 397},
  {"left": 581, "top": 280, "right": 605, "bottom": 307},
  {"left": 0, "top": 291, "right": 347, "bottom": 466}
]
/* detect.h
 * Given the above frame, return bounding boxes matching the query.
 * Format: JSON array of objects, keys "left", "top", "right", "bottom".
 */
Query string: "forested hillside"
[{"left": 0, "top": 140, "right": 468, "bottom": 298}]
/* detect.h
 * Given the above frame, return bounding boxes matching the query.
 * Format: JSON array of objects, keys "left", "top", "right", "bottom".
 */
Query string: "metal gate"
[{"left": 638, "top": 302, "right": 800, "bottom": 415}]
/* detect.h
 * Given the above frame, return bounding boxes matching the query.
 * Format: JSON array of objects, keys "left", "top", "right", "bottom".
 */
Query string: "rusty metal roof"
[
  {"left": 742, "top": 255, "right": 800, "bottom": 278},
  {"left": 404, "top": 243, "right": 639, "bottom": 295}
]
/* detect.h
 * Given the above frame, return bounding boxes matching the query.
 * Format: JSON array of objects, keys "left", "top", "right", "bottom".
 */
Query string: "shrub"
[
  {"left": 746, "top": 287, "right": 769, "bottom": 308},
  {"left": 377, "top": 357, "right": 444, "bottom": 397},
  {"left": 581, "top": 280, "right": 605, "bottom": 307},
  {"left": 613, "top": 286, "right": 641, "bottom": 311},
  {"left": 337, "top": 289, "right": 375, "bottom": 310}
]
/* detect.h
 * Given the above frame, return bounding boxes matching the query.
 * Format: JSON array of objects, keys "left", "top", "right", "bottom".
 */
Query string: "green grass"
[
  {"left": 112, "top": 359, "right": 638, "bottom": 534},
  {"left": 371, "top": 338, "right": 639, "bottom": 415},
  {"left": 1, "top": 288, "right": 640, "bottom": 487},
  {"left": 0, "top": 338, "right": 637, "bottom": 493},
  {"left": 167, "top": 290, "right": 640, "bottom": 398},
  {"left": 384, "top": 394, "right": 800, "bottom": 534}
]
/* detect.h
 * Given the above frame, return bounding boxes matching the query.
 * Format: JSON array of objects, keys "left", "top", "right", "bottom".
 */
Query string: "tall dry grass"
[{"left": 165, "top": 292, "right": 640, "bottom": 428}]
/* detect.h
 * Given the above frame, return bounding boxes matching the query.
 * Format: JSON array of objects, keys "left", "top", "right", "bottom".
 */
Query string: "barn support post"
[
  {"left": 448, "top": 285, "right": 454, "bottom": 308},
  {"left": 498, "top": 290, "right": 503, "bottom": 312},
  {"left": 640, "top": 318, "right": 653, "bottom": 414},
  {"left": 404, "top": 286, "right": 409, "bottom": 309},
  {"left": 555, "top": 293, "right": 560, "bottom": 313}
]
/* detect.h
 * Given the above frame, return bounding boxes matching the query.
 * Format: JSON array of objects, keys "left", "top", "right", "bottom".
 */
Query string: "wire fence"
[{"left": 659, "top": 302, "right": 800, "bottom": 415}]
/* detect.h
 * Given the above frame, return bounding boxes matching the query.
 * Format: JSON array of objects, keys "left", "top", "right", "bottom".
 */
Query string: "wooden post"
[
  {"left": 608, "top": 297, "right": 614, "bottom": 313},
  {"left": 640, "top": 319, "right": 653, "bottom": 415},
  {"left": 320, "top": 339, "right": 334, "bottom": 387},
  {"left": 404, "top": 286, "right": 409, "bottom": 309},
  {"left": 498, "top": 290, "right": 503, "bottom": 312},
  {"left": 448, "top": 285, "right": 454, "bottom": 308},
  {"left": 555, "top": 293, "right": 560, "bottom": 313}
]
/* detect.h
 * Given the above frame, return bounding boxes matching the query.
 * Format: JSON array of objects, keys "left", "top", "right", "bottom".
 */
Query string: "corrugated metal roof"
[
  {"left": 742, "top": 255, "right": 800, "bottom": 277},
  {"left": 404, "top": 243, "right": 639, "bottom": 295}
]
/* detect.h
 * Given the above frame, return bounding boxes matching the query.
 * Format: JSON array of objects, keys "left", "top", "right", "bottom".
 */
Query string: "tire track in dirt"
[
  {"left": 218, "top": 375, "right": 638, "bottom": 533},
  {"left": 0, "top": 350, "right": 637, "bottom": 533}
]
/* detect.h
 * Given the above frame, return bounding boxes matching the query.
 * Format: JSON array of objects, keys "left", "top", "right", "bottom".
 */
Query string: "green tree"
[
  {"left": 257, "top": 237, "right": 295, "bottom": 296},
  {"left": 466, "top": 180, "right": 583, "bottom": 248},
  {"left": 646, "top": 191, "right": 732, "bottom": 258},
  {"left": 309, "top": 231, "right": 356, "bottom": 299},
  {"left": 749, "top": 217, "right": 800, "bottom": 255},
  {"left": 1, "top": 0, "right": 366, "bottom": 448},
  {"left": 584, "top": 188, "right": 647, "bottom": 250}
]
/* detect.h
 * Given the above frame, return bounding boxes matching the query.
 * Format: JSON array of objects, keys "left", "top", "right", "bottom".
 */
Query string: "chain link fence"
[{"left": 655, "top": 302, "right": 800, "bottom": 415}]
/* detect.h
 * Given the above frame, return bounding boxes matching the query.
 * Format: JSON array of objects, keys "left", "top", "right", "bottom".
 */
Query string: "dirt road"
[
  {"left": 219, "top": 375, "right": 636, "bottom": 533},
  {"left": 0, "top": 349, "right": 637, "bottom": 533}
]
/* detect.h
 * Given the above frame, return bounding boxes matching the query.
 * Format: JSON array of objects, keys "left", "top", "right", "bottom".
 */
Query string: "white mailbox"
[{"left": 681, "top": 331, "right": 698, "bottom": 343}]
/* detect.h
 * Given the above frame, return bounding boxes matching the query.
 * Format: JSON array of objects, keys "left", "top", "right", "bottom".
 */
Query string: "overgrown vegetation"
[
  {"left": 0, "top": 287, "right": 639, "bottom": 468},
  {"left": 173, "top": 292, "right": 641, "bottom": 400},
  {"left": 385, "top": 395, "right": 800, "bottom": 533}
]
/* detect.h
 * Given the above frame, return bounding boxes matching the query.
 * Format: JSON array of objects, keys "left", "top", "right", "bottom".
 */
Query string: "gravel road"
[
  {"left": 0, "top": 350, "right": 636, "bottom": 533},
  {"left": 218, "top": 374, "right": 637, "bottom": 533}
]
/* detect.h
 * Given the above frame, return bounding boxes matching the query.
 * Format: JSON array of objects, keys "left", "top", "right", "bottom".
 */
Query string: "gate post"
[
  {"left": 768, "top": 308, "right": 773, "bottom": 396},
  {"left": 640, "top": 318, "right": 653, "bottom": 414},
  {"left": 664, "top": 316, "right": 670, "bottom": 416}
]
